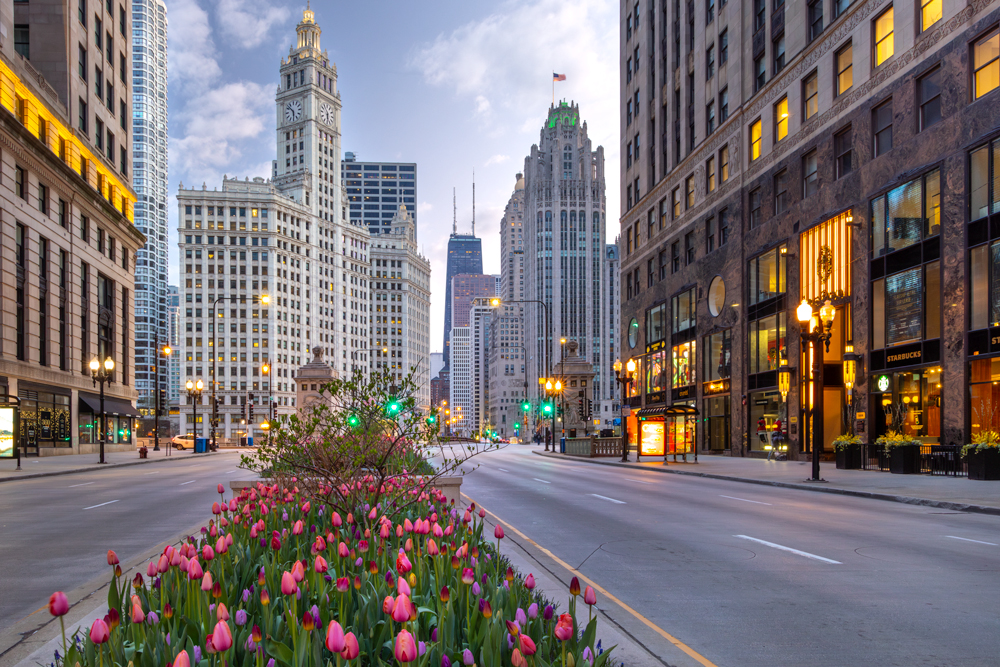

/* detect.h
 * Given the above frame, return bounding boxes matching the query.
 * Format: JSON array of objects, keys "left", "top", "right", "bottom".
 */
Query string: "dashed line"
[
  {"left": 720, "top": 495, "right": 772, "bottom": 506},
  {"left": 624, "top": 478, "right": 653, "bottom": 485},
  {"left": 735, "top": 535, "right": 841, "bottom": 564},
  {"left": 179, "top": 480, "right": 196, "bottom": 486},
  {"left": 946, "top": 535, "right": 998, "bottom": 546},
  {"left": 590, "top": 493, "right": 626, "bottom": 504},
  {"left": 533, "top": 478, "right": 551, "bottom": 484},
  {"left": 83, "top": 500, "right": 120, "bottom": 510},
  {"left": 68, "top": 482, "right": 95, "bottom": 488}
]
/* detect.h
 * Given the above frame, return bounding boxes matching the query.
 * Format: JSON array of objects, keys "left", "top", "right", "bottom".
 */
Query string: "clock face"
[
  {"left": 319, "top": 103, "right": 334, "bottom": 126},
  {"left": 284, "top": 99, "right": 302, "bottom": 123}
]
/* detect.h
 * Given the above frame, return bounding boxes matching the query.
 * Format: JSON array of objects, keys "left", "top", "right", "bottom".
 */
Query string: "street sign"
[{"left": 622, "top": 406, "right": 631, "bottom": 417}]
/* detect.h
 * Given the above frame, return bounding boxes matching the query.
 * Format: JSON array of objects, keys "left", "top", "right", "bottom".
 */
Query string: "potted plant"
[
  {"left": 876, "top": 431, "right": 921, "bottom": 474},
  {"left": 963, "top": 430, "right": 1000, "bottom": 480},
  {"left": 834, "top": 434, "right": 863, "bottom": 469}
]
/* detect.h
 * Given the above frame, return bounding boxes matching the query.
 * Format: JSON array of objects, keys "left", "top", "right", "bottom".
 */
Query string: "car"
[{"left": 171, "top": 435, "right": 194, "bottom": 450}]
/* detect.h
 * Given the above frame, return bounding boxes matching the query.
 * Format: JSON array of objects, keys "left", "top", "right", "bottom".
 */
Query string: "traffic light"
[
  {"left": 514, "top": 422, "right": 520, "bottom": 429},
  {"left": 347, "top": 413, "right": 361, "bottom": 428},
  {"left": 541, "top": 401, "right": 553, "bottom": 416},
  {"left": 249, "top": 402, "right": 254, "bottom": 422},
  {"left": 242, "top": 402, "right": 247, "bottom": 421},
  {"left": 386, "top": 399, "right": 401, "bottom": 416},
  {"left": 577, "top": 398, "right": 585, "bottom": 418},
  {"left": 426, "top": 414, "right": 437, "bottom": 426},
  {"left": 585, "top": 398, "right": 593, "bottom": 419},
  {"left": 158, "top": 389, "right": 167, "bottom": 415},
  {"left": 521, "top": 400, "right": 531, "bottom": 412}
]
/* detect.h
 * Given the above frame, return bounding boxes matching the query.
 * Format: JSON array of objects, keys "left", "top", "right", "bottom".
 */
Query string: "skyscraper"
[
  {"left": 166, "top": 285, "right": 180, "bottom": 408},
  {"left": 450, "top": 273, "right": 498, "bottom": 330},
  {"left": 342, "top": 153, "right": 418, "bottom": 237},
  {"left": 132, "top": 0, "right": 169, "bottom": 417},
  {"left": 442, "top": 233, "right": 482, "bottom": 365}
]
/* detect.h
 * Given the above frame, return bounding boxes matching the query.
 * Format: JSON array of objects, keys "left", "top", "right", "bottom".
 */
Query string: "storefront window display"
[
  {"left": 672, "top": 341, "right": 696, "bottom": 388},
  {"left": 18, "top": 390, "right": 71, "bottom": 449},
  {"left": 628, "top": 358, "right": 643, "bottom": 397},
  {"left": 749, "top": 390, "right": 786, "bottom": 452},
  {"left": 872, "top": 263, "right": 940, "bottom": 348},
  {"left": 969, "top": 358, "right": 1000, "bottom": 437},
  {"left": 646, "top": 349, "right": 667, "bottom": 395},
  {"left": 749, "top": 313, "right": 787, "bottom": 374},
  {"left": 870, "top": 368, "right": 942, "bottom": 443}
]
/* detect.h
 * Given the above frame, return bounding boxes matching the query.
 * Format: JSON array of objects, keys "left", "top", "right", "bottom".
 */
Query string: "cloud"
[
  {"left": 215, "top": 0, "right": 291, "bottom": 49},
  {"left": 418, "top": 202, "right": 434, "bottom": 214},
  {"left": 168, "top": 0, "right": 220, "bottom": 91},
  {"left": 484, "top": 154, "right": 510, "bottom": 167},
  {"left": 475, "top": 95, "right": 491, "bottom": 116}
]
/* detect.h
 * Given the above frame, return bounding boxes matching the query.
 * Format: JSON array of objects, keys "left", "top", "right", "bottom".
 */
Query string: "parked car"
[{"left": 171, "top": 435, "right": 194, "bottom": 450}]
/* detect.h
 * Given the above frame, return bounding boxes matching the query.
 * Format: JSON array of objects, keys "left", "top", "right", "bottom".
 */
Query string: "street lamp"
[
  {"left": 614, "top": 358, "right": 636, "bottom": 462},
  {"left": 186, "top": 378, "right": 204, "bottom": 452},
  {"left": 153, "top": 337, "right": 172, "bottom": 451},
  {"left": 89, "top": 355, "right": 115, "bottom": 464},
  {"left": 797, "top": 299, "right": 836, "bottom": 482},
  {"left": 261, "top": 362, "right": 273, "bottom": 422}
]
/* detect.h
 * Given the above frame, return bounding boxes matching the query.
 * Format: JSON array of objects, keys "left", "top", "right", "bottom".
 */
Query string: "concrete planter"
[
  {"left": 835, "top": 444, "right": 862, "bottom": 469},
  {"left": 966, "top": 448, "right": 1000, "bottom": 481}
]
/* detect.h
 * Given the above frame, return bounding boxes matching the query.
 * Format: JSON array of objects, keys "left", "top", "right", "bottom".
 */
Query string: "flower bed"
[{"left": 47, "top": 478, "right": 614, "bottom": 667}]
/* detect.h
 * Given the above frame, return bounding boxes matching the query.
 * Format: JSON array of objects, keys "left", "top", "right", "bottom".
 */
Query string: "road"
[
  {"left": 461, "top": 446, "right": 1000, "bottom": 667},
  {"left": 0, "top": 452, "right": 256, "bottom": 630}
]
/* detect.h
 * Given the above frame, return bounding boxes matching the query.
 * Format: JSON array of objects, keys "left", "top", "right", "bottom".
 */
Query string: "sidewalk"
[
  {"left": 0, "top": 447, "right": 240, "bottom": 483},
  {"left": 535, "top": 449, "right": 1000, "bottom": 514}
]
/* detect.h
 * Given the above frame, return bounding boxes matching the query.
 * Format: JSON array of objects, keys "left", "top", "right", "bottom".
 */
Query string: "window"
[
  {"left": 14, "top": 24, "right": 28, "bottom": 58},
  {"left": 754, "top": 55, "right": 766, "bottom": 92},
  {"left": 968, "top": 241, "right": 1000, "bottom": 329},
  {"left": 749, "top": 312, "right": 787, "bottom": 372},
  {"left": 836, "top": 43, "right": 853, "bottom": 95},
  {"left": 707, "top": 156, "right": 716, "bottom": 192},
  {"left": 970, "top": 139, "right": 1000, "bottom": 220},
  {"left": 704, "top": 329, "right": 732, "bottom": 381},
  {"left": 834, "top": 0, "right": 852, "bottom": 18},
  {"left": 672, "top": 287, "right": 696, "bottom": 333},
  {"left": 754, "top": 0, "right": 766, "bottom": 31},
  {"left": 648, "top": 259, "right": 656, "bottom": 287},
  {"left": 921, "top": 0, "right": 941, "bottom": 31},
  {"left": 872, "top": 263, "right": 940, "bottom": 347},
  {"left": 720, "top": 29, "right": 728, "bottom": 64},
  {"left": 775, "top": 170, "right": 789, "bottom": 214},
  {"left": 707, "top": 0, "right": 715, "bottom": 23},
  {"left": 803, "top": 70, "right": 819, "bottom": 119},
  {"left": 672, "top": 241, "right": 680, "bottom": 272},
  {"left": 874, "top": 7, "right": 894, "bottom": 67},
  {"left": 627, "top": 99, "right": 633, "bottom": 125},
  {"left": 748, "top": 245, "right": 787, "bottom": 305},
  {"left": 38, "top": 183, "right": 48, "bottom": 214},
  {"left": 627, "top": 57, "right": 633, "bottom": 83},
  {"left": 686, "top": 174, "right": 695, "bottom": 208},
  {"left": 81, "top": 215, "right": 89, "bottom": 242},
  {"left": 685, "top": 231, "right": 696, "bottom": 264},
  {"left": 835, "top": 127, "right": 853, "bottom": 178},
  {"left": 58, "top": 199, "right": 67, "bottom": 228},
  {"left": 749, "top": 188, "right": 762, "bottom": 228},
  {"left": 707, "top": 216, "right": 717, "bottom": 252},
  {"left": 672, "top": 187, "right": 681, "bottom": 218},
  {"left": 647, "top": 303, "right": 667, "bottom": 346},
  {"left": 749, "top": 119, "right": 762, "bottom": 161},
  {"left": 973, "top": 29, "right": 999, "bottom": 100},
  {"left": 720, "top": 87, "right": 729, "bottom": 120},
  {"left": 773, "top": 36, "right": 786, "bottom": 74},
  {"left": 659, "top": 250, "right": 668, "bottom": 279},
  {"left": 803, "top": 150, "right": 818, "bottom": 196},
  {"left": 720, "top": 208, "right": 730, "bottom": 245},
  {"left": 706, "top": 45, "right": 715, "bottom": 79},
  {"left": 659, "top": 199, "right": 668, "bottom": 229},
  {"left": 720, "top": 144, "right": 730, "bottom": 182},
  {"left": 774, "top": 97, "right": 788, "bottom": 141},
  {"left": 873, "top": 99, "right": 893, "bottom": 157},
  {"left": 15, "top": 166, "right": 25, "bottom": 199},
  {"left": 706, "top": 100, "right": 716, "bottom": 134},
  {"left": 95, "top": 119, "right": 104, "bottom": 152},
  {"left": 809, "top": 0, "right": 824, "bottom": 40},
  {"left": 871, "top": 168, "right": 940, "bottom": 256},
  {"left": 918, "top": 66, "right": 942, "bottom": 130}
]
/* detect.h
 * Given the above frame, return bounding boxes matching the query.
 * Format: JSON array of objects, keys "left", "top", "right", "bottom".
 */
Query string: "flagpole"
[{"left": 552, "top": 73, "right": 554, "bottom": 106}]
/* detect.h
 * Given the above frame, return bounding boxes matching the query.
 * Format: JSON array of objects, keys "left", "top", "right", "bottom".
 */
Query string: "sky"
[{"left": 166, "top": 0, "right": 621, "bottom": 352}]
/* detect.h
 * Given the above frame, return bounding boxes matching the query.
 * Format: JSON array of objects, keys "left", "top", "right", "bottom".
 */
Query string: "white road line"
[
  {"left": 735, "top": 535, "right": 841, "bottom": 564},
  {"left": 947, "top": 535, "right": 998, "bottom": 546},
  {"left": 144, "top": 471, "right": 160, "bottom": 475},
  {"left": 533, "top": 478, "right": 551, "bottom": 484},
  {"left": 497, "top": 468, "right": 510, "bottom": 473},
  {"left": 720, "top": 495, "right": 773, "bottom": 506},
  {"left": 179, "top": 480, "right": 196, "bottom": 486},
  {"left": 83, "top": 500, "right": 119, "bottom": 510},
  {"left": 590, "top": 493, "right": 627, "bottom": 504},
  {"left": 68, "top": 482, "right": 95, "bottom": 488},
  {"left": 625, "top": 478, "right": 653, "bottom": 485}
]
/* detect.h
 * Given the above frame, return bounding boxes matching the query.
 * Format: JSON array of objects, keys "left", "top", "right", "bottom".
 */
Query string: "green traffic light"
[
  {"left": 542, "top": 402, "right": 553, "bottom": 415},
  {"left": 386, "top": 400, "right": 401, "bottom": 415},
  {"left": 426, "top": 415, "right": 437, "bottom": 425},
  {"left": 521, "top": 400, "right": 530, "bottom": 412},
  {"left": 347, "top": 414, "right": 360, "bottom": 428},
  {"left": 514, "top": 422, "right": 520, "bottom": 429}
]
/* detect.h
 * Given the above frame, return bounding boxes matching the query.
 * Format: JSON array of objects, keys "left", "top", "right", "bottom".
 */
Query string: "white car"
[{"left": 171, "top": 435, "right": 194, "bottom": 450}]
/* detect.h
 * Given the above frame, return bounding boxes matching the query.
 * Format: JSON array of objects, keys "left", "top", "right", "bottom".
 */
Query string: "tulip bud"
[
  {"left": 281, "top": 571, "right": 297, "bottom": 595},
  {"left": 212, "top": 619, "right": 233, "bottom": 651},
  {"left": 440, "top": 585, "right": 450, "bottom": 602},
  {"left": 569, "top": 576, "right": 581, "bottom": 596},
  {"left": 341, "top": 631, "right": 360, "bottom": 660},
  {"left": 301, "top": 611, "right": 315, "bottom": 631},
  {"left": 173, "top": 650, "right": 192, "bottom": 667},
  {"left": 107, "top": 550, "right": 119, "bottom": 566},
  {"left": 133, "top": 572, "right": 144, "bottom": 589},
  {"left": 164, "top": 602, "right": 174, "bottom": 619},
  {"left": 325, "top": 620, "right": 346, "bottom": 653},
  {"left": 48, "top": 591, "right": 69, "bottom": 617},
  {"left": 89, "top": 618, "right": 110, "bottom": 644},
  {"left": 252, "top": 624, "right": 262, "bottom": 643},
  {"left": 584, "top": 585, "right": 597, "bottom": 606}
]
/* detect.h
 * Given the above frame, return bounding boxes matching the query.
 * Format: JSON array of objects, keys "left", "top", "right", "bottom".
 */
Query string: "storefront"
[
  {"left": 749, "top": 389, "right": 786, "bottom": 452},
  {"left": 79, "top": 392, "right": 139, "bottom": 447},
  {"left": 702, "top": 328, "right": 731, "bottom": 451},
  {"left": 869, "top": 367, "right": 942, "bottom": 444},
  {"left": 18, "top": 385, "right": 71, "bottom": 454}
]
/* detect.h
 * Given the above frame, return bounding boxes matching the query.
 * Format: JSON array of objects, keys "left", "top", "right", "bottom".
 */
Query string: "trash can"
[
  {"left": 195, "top": 437, "right": 208, "bottom": 453},
  {"left": 560, "top": 437, "right": 566, "bottom": 453}
]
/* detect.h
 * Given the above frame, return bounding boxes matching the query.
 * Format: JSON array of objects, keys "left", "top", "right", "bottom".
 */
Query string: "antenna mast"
[
  {"left": 472, "top": 170, "right": 476, "bottom": 237},
  {"left": 452, "top": 187, "right": 457, "bottom": 235}
]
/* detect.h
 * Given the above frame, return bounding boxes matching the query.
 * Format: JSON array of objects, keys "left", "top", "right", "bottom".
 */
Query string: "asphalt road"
[
  {"left": 0, "top": 452, "right": 255, "bottom": 630},
  {"left": 461, "top": 446, "right": 1000, "bottom": 667}
]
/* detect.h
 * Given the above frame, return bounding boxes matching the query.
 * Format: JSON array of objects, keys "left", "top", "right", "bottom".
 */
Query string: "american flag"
[{"left": 553, "top": 73, "right": 567, "bottom": 81}]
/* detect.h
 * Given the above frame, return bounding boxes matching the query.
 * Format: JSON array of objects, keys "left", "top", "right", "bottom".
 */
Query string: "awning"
[
  {"left": 79, "top": 393, "right": 140, "bottom": 417},
  {"left": 635, "top": 407, "right": 665, "bottom": 417},
  {"left": 635, "top": 405, "right": 700, "bottom": 417}
]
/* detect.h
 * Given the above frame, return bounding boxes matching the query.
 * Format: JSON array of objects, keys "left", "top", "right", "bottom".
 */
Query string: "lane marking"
[
  {"left": 533, "top": 478, "right": 551, "bottom": 484},
  {"left": 497, "top": 468, "right": 510, "bottom": 473},
  {"left": 590, "top": 493, "right": 626, "bottom": 504},
  {"left": 465, "top": 494, "right": 719, "bottom": 667},
  {"left": 735, "top": 535, "right": 841, "bottom": 564},
  {"left": 68, "top": 482, "right": 95, "bottom": 488},
  {"left": 83, "top": 500, "right": 120, "bottom": 510},
  {"left": 624, "top": 478, "right": 653, "bottom": 485},
  {"left": 179, "top": 480, "right": 196, "bottom": 486},
  {"left": 720, "top": 495, "right": 772, "bottom": 506},
  {"left": 947, "top": 535, "right": 998, "bottom": 546}
]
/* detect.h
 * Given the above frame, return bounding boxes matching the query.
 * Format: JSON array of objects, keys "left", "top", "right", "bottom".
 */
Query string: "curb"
[
  {"left": 0, "top": 449, "right": 239, "bottom": 485},
  {"left": 532, "top": 450, "right": 1000, "bottom": 516}
]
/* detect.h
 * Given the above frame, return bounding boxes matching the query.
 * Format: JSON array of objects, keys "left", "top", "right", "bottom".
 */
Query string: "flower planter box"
[
  {"left": 889, "top": 444, "right": 921, "bottom": 474},
  {"left": 836, "top": 444, "right": 862, "bottom": 469},
  {"left": 966, "top": 448, "right": 1000, "bottom": 481}
]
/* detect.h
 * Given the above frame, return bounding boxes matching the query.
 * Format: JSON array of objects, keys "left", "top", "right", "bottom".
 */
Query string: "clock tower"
[{"left": 274, "top": 6, "right": 342, "bottom": 224}]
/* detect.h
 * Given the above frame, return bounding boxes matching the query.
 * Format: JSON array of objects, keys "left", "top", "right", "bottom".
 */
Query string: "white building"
[
  {"left": 370, "top": 205, "right": 431, "bottom": 411},
  {"left": 469, "top": 298, "right": 495, "bottom": 437},
  {"left": 132, "top": 0, "right": 169, "bottom": 417},
  {"left": 449, "top": 326, "right": 471, "bottom": 436},
  {"left": 599, "top": 243, "right": 620, "bottom": 431}
]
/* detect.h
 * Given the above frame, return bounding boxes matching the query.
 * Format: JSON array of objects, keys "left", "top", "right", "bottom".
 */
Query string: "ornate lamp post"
[
  {"left": 153, "top": 337, "right": 171, "bottom": 451},
  {"left": 614, "top": 358, "right": 636, "bottom": 462},
  {"left": 90, "top": 355, "right": 115, "bottom": 464},
  {"left": 797, "top": 299, "right": 836, "bottom": 482},
  {"left": 186, "top": 378, "right": 204, "bottom": 452}
]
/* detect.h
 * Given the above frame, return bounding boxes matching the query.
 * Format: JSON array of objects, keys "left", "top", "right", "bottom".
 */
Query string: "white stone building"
[{"left": 448, "top": 325, "right": 471, "bottom": 436}]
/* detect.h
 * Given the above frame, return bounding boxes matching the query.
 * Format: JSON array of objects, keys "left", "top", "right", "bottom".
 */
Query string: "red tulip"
[
  {"left": 211, "top": 619, "right": 233, "bottom": 651},
  {"left": 217, "top": 483, "right": 225, "bottom": 495},
  {"left": 396, "top": 552, "right": 412, "bottom": 573},
  {"left": 216, "top": 602, "right": 229, "bottom": 621},
  {"left": 394, "top": 629, "right": 418, "bottom": 663},
  {"left": 270, "top": 535, "right": 282, "bottom": 550},
  {"left": 341, "top": 631, "right": 360, "bottom": 660},
  {"left": 173, "top": 650, "right": 191, "bottom": 667},
  {"left": 89, "top": 618, "right": 110, "bottom": 644},
  {"left": 519, "top": 635, "right": 537, "bottom": 656},
  {"left": 506, "top": 620, "right": 520, "bottom": 636},
  {"left": 212, "top": 502, "right": 222, "bottom": 515},
  {"left": 48, "top": 591, "right": 69, "bottom": 617},
  {"left": 164, "top": 602, "right": 174, "bottom": 619},
  {"left": 524, "top": 573, "right": 536, "bottom": 590},
  {"left": 131, "top": 600, "right": 145, "bottom": 624},
  {"left": 554, "top": 613, "right": 574, "bottom": 641},
  {"left": 301, "top": 611, "right": 315, "bottom": 632},
  {"left": 584, "top": 585, "right": 597, "bottom": 605},
  {"left": 251, "top": 624, "right": 262, "bottom": 643},
  {"left": 291, "top": 560, "right": 305, "bottom": 583},
  {"left": 569, "top": 576, "right": 581, "bottom": 596},
  {"left": 281, "top": 571, "right": 297, "bottom": 595},
  {"left": 336, "top": 577, "right": 349, "bottom": 593},
  {"left": 106, "top": 550, "right": 119, "bottom": 566},
  {"left": 440, "top": 585, "right": 450, "bottom": 602},
  {"left": 315, "top": 555, "right": 328, "bottom": 573},
  {"left": 391, "top": 594, "right": 412, "bottom": 623},
  {"left": 325, "top": 620, "right": 346, "bottom": 652},
  {"left": 494, "top": 525, "right": 504, "bottom": 539}
]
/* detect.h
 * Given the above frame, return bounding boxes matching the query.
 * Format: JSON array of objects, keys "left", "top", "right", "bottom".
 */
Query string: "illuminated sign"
[
  {"left": 877, "top": 375, "right": 890, "bottom": 392},
  {"left": 640, "top": 421, "right": 665, "bottom": 456},
  {"left": 0, "top": 407, "right": 15, "bottom": 458}
]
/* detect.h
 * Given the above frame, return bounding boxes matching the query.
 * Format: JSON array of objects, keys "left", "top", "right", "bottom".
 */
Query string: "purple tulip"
[
  {"left": 516, "top": 608, "right": 527, "bottom": 626},
  {"left": 503, "top": 580, "right": 510, "bottom": 590},
  {"left": 310, "top": 605, "right": 320, "bottom": 626},
  {"left": 507, "top": 634, "right": 514, "bottom": 649},
  {"left": 431, "top": 628, "right": 438, "bottom": 642},
  {"left": 355, "top": 557, "right": 363, "bottom": 567},
  {"left": 235, "top": 609, "right": 247, "bottom": 626},
  {"left": 246, "top": 636, "right": 257, "bottom": 652},
  {"left": 193, "top": 646, "right": 202, "bottom": 663},
  {"left": 267, "top": 660, "right": 276, "bottom": 667},
  {"left": 482, "top": 573, "right": 488, "bottom": 585},
  {"left": 463, "top": 649, "right": 475, "bottom": 666},
  {"left": 242, "top": 589, "right": 251, "bottom": 603},
  {"left": 472, "top": 582, "right": 481, "bottom": 596},
  {"left": 259, "top": 537, "right": 266, "bottom": 548},
  {"left": 442, "top": 654, "right": 452, "bottom": 667},
  {"left": 209, "top": 603, "right": 216, "bottom": 614},
  {"left": 544, "top": 605, "right": 554, "bottom": 620},
  {"left": 583, "top": 647, "right": 594, "bottom": 664},
  {"left": 165, "top": 633, "right": 170, "bottom": 646},
  {"left": 527, "top": 603, "right": 538, "bottom": 619},
  {"left": 419, "top": 642, "right": 426, "bottom": 656},
  {"left": 146, "top": 611, "right": 159, "bottom": 625},
  {"left": 282, "top": 512, "right": 289, "bottom": 521},
  {"left": 471, "top": 556, "right": 477, "bottom": 567}
]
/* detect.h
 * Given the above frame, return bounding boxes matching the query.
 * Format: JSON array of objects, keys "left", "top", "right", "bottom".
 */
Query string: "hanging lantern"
[
  {"left": 843, "top": 344, "right": 858, "bottom": 391},
  {"left": 778, "top": 361, "right": 791, "bottom": 402}
]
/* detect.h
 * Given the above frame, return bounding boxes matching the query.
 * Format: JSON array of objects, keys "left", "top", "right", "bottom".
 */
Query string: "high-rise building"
[
  {"left": 132, "top": 0, "right": 169, "bottom": 418},
  {"left": 450, "top": 273, "right": 498, "bottom": 330},
  {"left": 166, "top": 285, "right": 180, "bottom": 407},
  {"left": 468, "top": 298, "right": 495, "bottom": 437},
  {"left": 342, "top": 153, "right": 418, "bottom": 237},
  {"left": 370, "top": 205, "right": 432, "bottom": 411},
  {"left": 448, "top": 325, "right": 471, "bottom": 436},
  {"left": 4, "top": 0, "right": 142, "bottom": 455},
  {"left": 442, "top": 233, "right": 482, "bottom": 365},
  {"left": 178, "top": 8, "right": 372, "bottom": 442},
  {"left": 617, "top": 0, "right": 1000, "bottom": 459},
  {"left": 522, "top": 102, "right": 610, "bottom": 419},
  {"left": 598, "top": 243, "right": 619, "bottom": 431}
]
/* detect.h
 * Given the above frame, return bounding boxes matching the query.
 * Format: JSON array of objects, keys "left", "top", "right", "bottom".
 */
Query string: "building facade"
[
  {"left": 342, "top": 153, "right": 418, "bottom": 237},
  {"left": 166, "top": 284, "right": 179, "bottom": 408},
  {"left": 442, "top": 233, "right": 482, "bottom": 365},
  {"left": 448, "top": 325, "right": 471, "bottom": 435},
  {"left": 522, "top": 102, "right": 612, "bottom": 421},
  {"left": 370, "top": 204, "right": 431, "bottom": 411},
  {"left": 469, "top": 297, "right": 495, "bottom": 437},
  {"left": 450, "top": 273, "right": 498, "bottom": 331},
  {"left": 597, "top": 243, "right": 621, "bottom": 431},
  {"left": 618, "top": 0, "right": 1000, "bottom": 459},
  {"left": 2, "top": 0, "right": 141, "bottom": 455},
  {"left": 131, "top": 0, "right": 168, "bottom": 420}
]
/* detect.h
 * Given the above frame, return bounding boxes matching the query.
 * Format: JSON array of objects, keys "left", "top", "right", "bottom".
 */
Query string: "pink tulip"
[
  {"left": 89, "top": 618, "right": 110, "bottom": 644},
  {"left": 131, "top": 601, "right": 145, "bottom": 624},
  {"left": 216, "top": 602, "right": 230, "bottom": 621},
  {"left": 403, "top": 518, "right": 413, "bottom": 532},
  {"left": 48, "top": 592, "right": 69, "bottom": 617},
  {"left": 332, "top": 512, "right": 343, "bottom": 527},
  {"left": 106, "top": 550, "right": 119, "bottom": 566},
  {"left": 494, "top": 524, "right": 505, "bottom": 539},
  {"left": 187, "top": 559, "right": 204, "bottom": 580},
  {"left": 212, "top": 502, "right": 221, "bottom": 515},
  {"left": 391, "top": 595, "right": 411, "bottom": 623},
  {"left": 281, "top": 571, "right": 297, "bottom": 595},
  {"left": 301, "top": 501, "right": 311, "bottom": 513},
  {"left": 202, "top": 545, "right": 215, "bottom": 561},
  {"left": 173, "top": 650, "right": 191, "bottom": 667},
  {"left": 461, "top": 568, "right": 475, "bottom": 585},
  {"left": 426, "top": 539, "right": 439, "bottom": 556},
  {"left": 315, "top": 555, "right": 328, "bottom": 573},
  {"left": 554, "top": 613, "right": 574, "bottom": 641},
  {"left": 325, "top": 620, "right": 346, "bottom": 652},
  {"left": 382, "top": 595, "right": 394, "bottom": 614},
  {"left": 341, "top": 632, "right": 360, "bottom": 660},
  {"left": 217, "top": 483, "right": 225, "bottom": 495},
  {"left": 336, "top": 577, "right": 350, "bottom": 593},
  {"left": 584, "top": 585, "right": 597, "bottom": 606},
  {"left": 524, "top": 573, "right": 536, "bottom": 590},
  {"left": 291, "top": 560, "right": 305, "bottom": 582},
  {"left": 394, "top": 629, "right": 418, "bottom": 663},
  {"left": 201, "top": 571, "right": 214, "bottom": 592},
  {"left": 397, "top": 577, "right": 411, "bottom": 597},
  {"left": 293, "top": 520, "right": 304, "bottom": 536},
  {"left": 211, "top": 619, "right": 233, "bottom": 651},
  {"left": 338, "top": 542, "right": 350, "bottom": 558},
  {"left": 215, "top": 537, "right": 228, "bottom": 555},
  {"left": 396, "top": 552, "right": 412, "bottom": 573},
  {"left": 157, "top": 554, "right": 169, "bottom": 573}
]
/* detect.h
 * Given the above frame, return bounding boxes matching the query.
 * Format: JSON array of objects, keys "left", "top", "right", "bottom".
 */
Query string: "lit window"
[
  {"left": 874, "top": 8, "right": 894, "bottom": 67},
  {"left": 836, "top": 43, "right": 853, "bottom": 95},
  {"left": 749, "top": 119, "right": 762, "bottom": 161},
  {"left": 974, "top": 28, "right": 1000, "bottom": 100},
  {"left": 775, "top": 97, "right": 788, "bottom": 141},
  {"left": 921, "top": 0, "right": 941, "bottom": 31}
]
